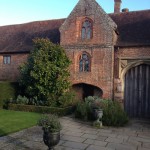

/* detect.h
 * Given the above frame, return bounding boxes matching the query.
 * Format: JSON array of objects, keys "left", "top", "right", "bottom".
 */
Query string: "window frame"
[
  {"left": 81, "top": 18, "right": 93, "bottom": 40},
  {"left": 79, "top": 52, "right": 91, "bottom": 72},
  {"left": 3, "top": 55, "right": 11, "bottom": 64}
]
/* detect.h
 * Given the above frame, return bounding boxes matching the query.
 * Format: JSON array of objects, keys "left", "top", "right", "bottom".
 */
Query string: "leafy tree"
[{"left": 19, "top": 38, "right": 71, "bottom": 106}]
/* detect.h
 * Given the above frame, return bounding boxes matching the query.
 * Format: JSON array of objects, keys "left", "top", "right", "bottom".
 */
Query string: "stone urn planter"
[
  {"left": 43, "top": 129, "right": 60, "bottom": 150},
  {"left": 93, "top": 108, "right": 103, "bottom": 128},
  {"left": 38, "top": 114, "right": 62, "bottom": 150}
]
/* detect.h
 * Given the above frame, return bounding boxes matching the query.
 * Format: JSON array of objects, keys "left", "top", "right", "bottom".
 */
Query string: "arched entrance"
[
  {"left": 124, "top": 64, "right": 150, "bottom": 119},
  {"left": 72, "top": 83, "right": 103, "bottom": 100}
]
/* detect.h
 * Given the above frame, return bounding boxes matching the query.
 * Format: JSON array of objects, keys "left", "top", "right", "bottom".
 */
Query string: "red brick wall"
[
  {"left": 114, "top": 46, "right": 150, "bottom": 78},
  {"left": 60, "top": 16, "right": 113, "bottom": 46},
  {"left": 0, "top": 53, "right": 28, "bottom": 81},
  {"left": 59, "top": 0, "right": 117, "bottom": 100},
  {"left": 64, "top": 46, "right": 114, "bottom": 99}
]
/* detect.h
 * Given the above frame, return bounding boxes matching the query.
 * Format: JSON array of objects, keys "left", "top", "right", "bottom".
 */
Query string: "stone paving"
[{"left": 0, "top": 116, "right": 150, "bottom": 150}]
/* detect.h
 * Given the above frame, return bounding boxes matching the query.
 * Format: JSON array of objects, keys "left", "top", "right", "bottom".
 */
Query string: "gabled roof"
[
  {"left": 110, "top": 9, "right": 150, "bottom": 46},
  {"left": 60, "top": 0, "right": 117, "bottom": 32},
  {"left": 0, "top": 19, "right": 65, "bottom": 53}
]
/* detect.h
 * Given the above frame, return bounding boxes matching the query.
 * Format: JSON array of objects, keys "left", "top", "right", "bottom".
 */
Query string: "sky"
[{"left": 0, "top": 0, "right": 150, "bottom": 26}]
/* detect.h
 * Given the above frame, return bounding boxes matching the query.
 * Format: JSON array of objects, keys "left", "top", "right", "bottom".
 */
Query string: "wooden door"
[{"left": 124, "top": 64, "right": 150, "bottom": 119}]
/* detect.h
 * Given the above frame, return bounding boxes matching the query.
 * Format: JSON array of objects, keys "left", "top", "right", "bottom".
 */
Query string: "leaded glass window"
[
  {"left": 79, "top": 53, "right": 90, "bottom": 72},
  {"left": 81, "top": 19, "right": 92, "bottom": 39}
]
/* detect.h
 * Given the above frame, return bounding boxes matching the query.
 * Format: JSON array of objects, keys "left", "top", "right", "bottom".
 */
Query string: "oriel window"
[
  {"left": 81, "top": 19, "right": 92, "bottom": 39},
  {"left": 3, "top": 56, "right": 11, "bottom": 64},
  {"left": 79, "top": 53, "right": 90, "bottom": 72}
]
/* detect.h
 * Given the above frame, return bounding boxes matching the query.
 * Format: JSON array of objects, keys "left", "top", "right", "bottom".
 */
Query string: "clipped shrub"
[
  {"left": 102, "top": 100, "right": 129, "bottom": 127},
  {"left": 3, "top": 99, "right": 11, "bottom": 109},
  {"left": 0, "top": 82, "right": 18, "bottom": 108},
  {"left": 75, "top": 101, "right": 92, "bottom": 121},
  {"left": 57, "top": 91, "right": 78, "bottom": 107},
  {"left": 8, "top": 104, "right": 74, "bottom": 116}
]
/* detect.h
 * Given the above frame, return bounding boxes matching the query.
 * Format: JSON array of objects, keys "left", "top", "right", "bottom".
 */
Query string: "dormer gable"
[{"left": 60, "top": 0, "right": 117, "bottom": 46}]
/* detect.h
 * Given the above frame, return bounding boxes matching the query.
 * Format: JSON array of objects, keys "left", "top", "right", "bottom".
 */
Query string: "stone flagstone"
[{"left": 0, "top": 116, "right": 150, "bottom": 150}]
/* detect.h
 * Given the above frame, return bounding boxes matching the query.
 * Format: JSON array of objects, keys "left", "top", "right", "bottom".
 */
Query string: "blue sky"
[{"left": 0, "top": 0, "right": 149, "bottom": 26}]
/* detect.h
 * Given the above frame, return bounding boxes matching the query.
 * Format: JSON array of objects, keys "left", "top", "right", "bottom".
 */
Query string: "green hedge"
[
  {"left": 8, "top": 104, "right": 74, "bottom": 116},
  {"left": 0, "top": 82, "right": 18, "bottom": 108}
]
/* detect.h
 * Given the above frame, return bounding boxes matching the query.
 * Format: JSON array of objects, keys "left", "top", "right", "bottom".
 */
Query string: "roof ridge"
[{"left": 0, "top": 18, "right": 66, "bottom": 28}]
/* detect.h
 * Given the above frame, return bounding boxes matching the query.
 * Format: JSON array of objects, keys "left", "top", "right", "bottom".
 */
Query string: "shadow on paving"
[{"left": 0, "top": 127, "right": 46, "bottom": 150}]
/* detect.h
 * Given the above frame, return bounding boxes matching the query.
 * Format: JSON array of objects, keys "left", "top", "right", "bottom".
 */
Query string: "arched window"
[
  {"left": 81, "top": 19, "right": 92, "bottom": 39},
  {"left": 79, "top": 53, "right": 90, "bottom": 72}
]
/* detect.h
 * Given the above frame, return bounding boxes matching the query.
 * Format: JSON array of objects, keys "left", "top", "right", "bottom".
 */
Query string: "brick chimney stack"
[{"left": 114, "top": 0, "right": 122, "bottom": 13}]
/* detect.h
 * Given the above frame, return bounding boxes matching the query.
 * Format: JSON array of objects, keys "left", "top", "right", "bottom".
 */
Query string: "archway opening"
[{"left": 72, "top": 83, "right": 103, "bottom": 100}]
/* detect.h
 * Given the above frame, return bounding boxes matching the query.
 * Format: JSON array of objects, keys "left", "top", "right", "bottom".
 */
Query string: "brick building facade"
[{"left": 0, "top": 0, "right": 150, "bottom": 118}]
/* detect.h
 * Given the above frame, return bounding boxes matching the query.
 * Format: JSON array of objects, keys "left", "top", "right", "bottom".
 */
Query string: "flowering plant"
[
  {"left": 38, "top": 114, "right": 62, "bottom": 133},
  {"left": 85, "top": 96, "right": 103, "bottom": 109}
]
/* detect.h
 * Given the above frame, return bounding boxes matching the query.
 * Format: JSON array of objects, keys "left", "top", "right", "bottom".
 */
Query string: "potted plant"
[
  {"left": 38, "top": 114, "right": 62, "bottom": 150},
  {"left": 85, "top": 96, "right": 103, "bottom": 127}
]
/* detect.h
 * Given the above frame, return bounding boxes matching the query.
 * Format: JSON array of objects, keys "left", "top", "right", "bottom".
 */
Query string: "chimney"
[
  {"left": 114, "top": 0, "right": 122, "bottom": 13},
  {"left": 122, "top": 8, "right": 129, "bottom": 13}
]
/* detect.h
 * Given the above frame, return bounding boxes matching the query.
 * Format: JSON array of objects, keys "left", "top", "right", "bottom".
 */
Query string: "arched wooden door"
[{"left": 124, "top": 64, "right": 150, "bottom": 119}]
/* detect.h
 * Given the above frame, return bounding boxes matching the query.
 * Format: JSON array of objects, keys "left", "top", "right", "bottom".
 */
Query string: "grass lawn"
[{"left": 0, "top": 109, "right": 41, "bottom": 137}]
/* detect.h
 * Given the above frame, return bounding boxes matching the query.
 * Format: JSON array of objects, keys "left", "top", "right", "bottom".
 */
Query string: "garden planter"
[
  {"left": 43, "top": 130, "right": 60, "bottom": 150},
  {"left": 93, "top": 108, "right": 103, "bottom": 128}
]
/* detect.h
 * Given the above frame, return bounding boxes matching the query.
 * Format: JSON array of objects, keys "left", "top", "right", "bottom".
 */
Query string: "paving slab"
[
  {"left": 107, "top": 143, "right": 137, "bottom": 150},
  {"left": 62, "top": 141, "right": 88, "bottom": 149},
  {"left": 0, "top": 116, "right": 150, "bottom": 150},
  {"left": 105, "top": 137, "right": 123, "bottom": 143},
  {"left": 86, "top": 145, "right": 112, "bottom": 150}
]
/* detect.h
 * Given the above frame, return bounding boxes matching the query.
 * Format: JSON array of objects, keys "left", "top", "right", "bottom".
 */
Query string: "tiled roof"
[
  {"left": 0, "top": 9, "right": 150, "bottom": 53},
  {"left": 110, "top": 10, "right": 150, "bottom": 46},
  {"left": 0, "top": 19, "right": 65, "bottom": 53}
]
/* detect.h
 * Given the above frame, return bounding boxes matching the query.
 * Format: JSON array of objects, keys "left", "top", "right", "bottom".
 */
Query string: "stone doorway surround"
[{"left": 114, "top": 59, "right": 150, "bottom": 107}]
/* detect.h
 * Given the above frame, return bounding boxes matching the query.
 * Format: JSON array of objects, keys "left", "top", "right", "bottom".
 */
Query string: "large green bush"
[
  {"left": 0, "top": 82, "right": 18, "bottom": 108},
  {"left": 19, "top": 38, "right": 71, "bottom": 106}
]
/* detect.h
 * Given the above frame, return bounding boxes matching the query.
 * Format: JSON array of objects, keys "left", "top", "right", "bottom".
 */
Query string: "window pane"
[
  {"left": 87, "top": 27, "right": 91, "bottom": 39},
  {"left": 83, "top": 54, "right": 88, "bottom": 60},
  {"left": 82, "top": 28, "right": 86, "bottom": 39},
  {"left": 3, "top": 57, "right": 7, "bottom": 64},
  {"left": 85, "top": 60, "right": 89, "bottom": 71},
  {"left": 7, "top": 57, "right": 10, "bottom": 64},
  {"left": 79, "top": 60, "right": 83, "bottom": 71}
]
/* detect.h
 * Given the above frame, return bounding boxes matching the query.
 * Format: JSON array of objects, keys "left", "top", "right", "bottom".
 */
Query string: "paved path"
[{"left": 0, "top": 116, "right": 150, "bottom": 150}]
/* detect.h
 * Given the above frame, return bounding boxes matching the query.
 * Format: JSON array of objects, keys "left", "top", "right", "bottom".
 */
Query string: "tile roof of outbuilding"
[
  {"left": 110, "top": 9, "right": 150, "bottom": 47},
  {"left": 0, "top": 19, "right": 65, "bottom": 53},
  {"left": 0, "top": 9, "right": 150, "bottom": 53}
]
